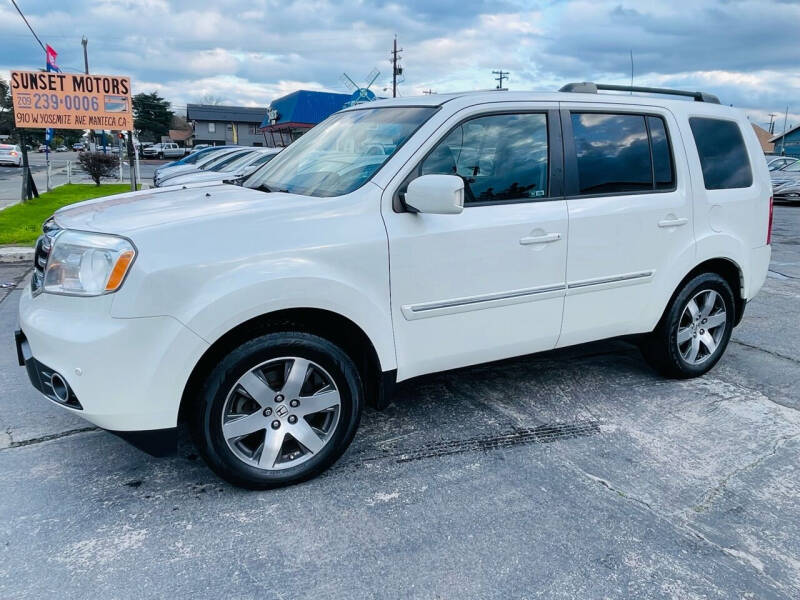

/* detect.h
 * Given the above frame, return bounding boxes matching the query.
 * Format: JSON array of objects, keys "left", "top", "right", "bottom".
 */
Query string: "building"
[
  {"left": 751, "top": 123, "right": 774, "bottom": 154},
  {"left": 769, "top": 124, "right": 800, "bottom": 157},
  {"left": 260, "top": 90, "right": 351, "bottom": 147},
  {"left": 187, "top": 104, "right": 268, "bottom": 147}
]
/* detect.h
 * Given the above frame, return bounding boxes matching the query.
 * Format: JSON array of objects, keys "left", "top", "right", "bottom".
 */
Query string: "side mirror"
[{"left": 404, "top": 174, "right": 464, "bottom": 215}]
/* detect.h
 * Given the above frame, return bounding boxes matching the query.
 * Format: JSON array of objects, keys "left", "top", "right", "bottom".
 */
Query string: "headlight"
[{"left": 43, "top": 230, "right": 136, "bottom": 296}]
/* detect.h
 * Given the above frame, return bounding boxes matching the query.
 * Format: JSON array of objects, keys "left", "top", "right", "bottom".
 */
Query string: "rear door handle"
[
  {"left": 520, "top": 232, "right": 562, "bottom": 245},
  {"left": 658, "top": 217, "right": 688, "bottom": 228}
]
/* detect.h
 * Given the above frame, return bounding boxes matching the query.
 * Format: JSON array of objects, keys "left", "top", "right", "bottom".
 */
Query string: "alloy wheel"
[
  {"left": 221, "top": 357, "right": 341, "bottom": 470},
  {"left": 676, "top": 289, "right": 727, "bottom": 365}
]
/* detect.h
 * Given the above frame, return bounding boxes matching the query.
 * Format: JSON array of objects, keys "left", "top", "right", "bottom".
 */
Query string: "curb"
[{"left": 0, "top": 247, "right": 34, "bottom": 264}]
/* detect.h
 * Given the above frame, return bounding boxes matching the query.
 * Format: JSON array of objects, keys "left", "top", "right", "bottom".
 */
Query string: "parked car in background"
[
  {"left": 766, "top": 155, "right": 797, "bottom": 171},
  {"left": 136, "top": 142, "right": 153, "bottom": 158},
  {"left": 37, "top": 144, "right": 47, "bottom": 153},
  {"left": 770, "top": 158, "right": 800, "bottom": 190},
  {"left": 773, "top": 180, "right": 800, "bottom": 202},
  {"left": 155, "top": 147, "right": 255, "bottom": 187},
  {"left": 72, "top": 143, "right": 85, "bottom": 151},
  {"left": 55, "top": 145, "right": 68, "bottom": 153},
  {"left": 143, "top": 142, "right": 187, "bottom": 159},
  {"left": 191, "top": 144, "right": 213, "bottom": 154},
  {"left": 16, "top": 84, "right": 772, "bottom": 489},
  {"left": 162, "top": 148, "right": 281, "bottom": 186},
  {"left": 0, "top": 144, "right": 22, "bottom": 166},
  {"left": 153, "top": 145, "right": 240, "bottom": 186}
]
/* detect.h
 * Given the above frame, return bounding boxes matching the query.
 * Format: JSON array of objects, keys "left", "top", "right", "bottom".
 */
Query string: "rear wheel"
[
  {"left": 641, "top": 273, "right": 735, "bottom": 378},
  {"left": 191, "top": 332, "right": 363, "bottom": 489}
]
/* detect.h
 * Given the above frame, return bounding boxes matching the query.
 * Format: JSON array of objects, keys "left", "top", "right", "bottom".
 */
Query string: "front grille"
[{"left": 31, "top": 219, "right": 60, "bottom": 296}]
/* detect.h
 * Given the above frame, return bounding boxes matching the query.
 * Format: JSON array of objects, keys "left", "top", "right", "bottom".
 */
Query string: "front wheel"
[
  {"left": 157, "top": 152, "right": 164, "bottom": 159},
  {"left": 191, "top": 332, "right": 363, "bottom": 489},
  {"left": 641, "top": 273, "right": 735, "bottom": 378}
]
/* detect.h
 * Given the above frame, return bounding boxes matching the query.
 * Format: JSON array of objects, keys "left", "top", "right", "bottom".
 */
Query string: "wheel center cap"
[{"left": 275, "top": 404, "right": 289, "bottom": 418}]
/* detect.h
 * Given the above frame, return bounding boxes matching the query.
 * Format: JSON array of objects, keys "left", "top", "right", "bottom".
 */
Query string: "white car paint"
[{"left": 18, "top": 89, "right": 772, "bottom": 437}]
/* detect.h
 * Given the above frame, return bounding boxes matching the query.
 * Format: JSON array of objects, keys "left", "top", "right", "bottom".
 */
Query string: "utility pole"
[
  {"left": 768, "top": 113, "right": 777, "bottom": 134},
  {"left": 492, "top": 70, "right": 509, "bottom": 90},
  {"left": 391, "top": 36, "right": 403, "bottom": 98},
  {"left": 81, "top": 36, "right": 89, "bottom": 74},
  {"left": 780, "top": 106, "right": 789, "bottom": 155}
]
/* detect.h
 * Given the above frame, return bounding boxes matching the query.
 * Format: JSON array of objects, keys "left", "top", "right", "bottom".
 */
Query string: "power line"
[{"left": 9, "top": 0, "right": 46, "bottom": 53}]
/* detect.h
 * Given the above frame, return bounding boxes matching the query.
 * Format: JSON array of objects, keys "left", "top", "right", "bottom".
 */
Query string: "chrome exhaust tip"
[{"left": 50, "top": 372, "right": 70, "bottom": 403}]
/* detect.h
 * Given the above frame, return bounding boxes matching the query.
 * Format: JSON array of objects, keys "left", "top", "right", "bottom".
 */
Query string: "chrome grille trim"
[{"left": 31, "top": 222, "right": 61, "bottom": 296}]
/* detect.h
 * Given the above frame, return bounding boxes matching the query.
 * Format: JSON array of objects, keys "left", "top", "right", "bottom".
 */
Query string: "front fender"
[{"left": 181, "top": 275, "right": 396, "bottom": 371}]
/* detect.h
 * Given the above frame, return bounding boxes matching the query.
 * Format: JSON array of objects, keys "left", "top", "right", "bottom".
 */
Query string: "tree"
[
  {"left": 133, "top": 92, "right": 173, "bottom": 142},
  {"left": 200, "top": 94, "right": 227, "bottom": 105},
  {"left": 78, "top": 152, "right": 119, "bottom": 186}
]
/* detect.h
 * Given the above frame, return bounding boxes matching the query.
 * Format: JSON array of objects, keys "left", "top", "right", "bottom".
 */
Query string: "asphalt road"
[{"left": 1, "top": 207, "right": 799, "bottom": 599}]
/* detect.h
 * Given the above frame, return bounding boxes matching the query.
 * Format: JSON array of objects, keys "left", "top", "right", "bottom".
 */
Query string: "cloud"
[{"left": 0, "top": 0, "right": 798, "bottom": 131}]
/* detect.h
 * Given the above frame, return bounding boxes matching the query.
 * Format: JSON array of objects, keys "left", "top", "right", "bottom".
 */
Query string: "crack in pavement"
[
  {"left": 0, "top": 426, "right": 98, "bottom": 450},
  {"left": 731, "top": 338, "right": 800, "bottom": 366},
  {"left": 692, "top": 433, "right": 800, "bottom": 514},
  {"left": 566, "top": 459, "right": 800, "bottom": 598}
]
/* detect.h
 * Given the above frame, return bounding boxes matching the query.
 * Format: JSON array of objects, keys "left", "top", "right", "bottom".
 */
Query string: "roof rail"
[{"left": 559, "top": 82, "right": 720, "bottom": 104}]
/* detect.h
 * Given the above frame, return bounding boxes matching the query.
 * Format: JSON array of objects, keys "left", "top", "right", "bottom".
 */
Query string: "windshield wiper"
[{"left": 257, "top": 184, "right": 289, "bottom": 193}]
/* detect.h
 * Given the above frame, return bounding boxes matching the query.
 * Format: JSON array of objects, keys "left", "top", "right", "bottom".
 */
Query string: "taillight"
[
  {"left": 767, "top": 196, "right": 774, "bottom": 245},
  {"left": 10, "top": 151, "right": 18, "bottom": 157}
]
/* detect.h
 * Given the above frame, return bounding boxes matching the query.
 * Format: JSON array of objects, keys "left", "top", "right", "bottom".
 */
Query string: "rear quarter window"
[{"left": 689, "top": 117, "right": 753, "bottom": 190}]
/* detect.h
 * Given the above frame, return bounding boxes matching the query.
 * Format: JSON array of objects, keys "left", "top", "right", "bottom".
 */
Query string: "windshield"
[
  {"left": 780, "top": 160, "right": 800, "bottom": 172},
  {"left": 245, "top": 106, "right": 436, "bottom": 197},
  {"left": 204, "top": 149, "right": 255, "bottom": 171},
  {"left": 199, "top": 149, "right": 248, "bottom": 169},
  {"left": 176, "top": 147, "right": 222, "bottom": 165},
  {"left": 221, "top": 150, "right": 271, "bottom": 172}
]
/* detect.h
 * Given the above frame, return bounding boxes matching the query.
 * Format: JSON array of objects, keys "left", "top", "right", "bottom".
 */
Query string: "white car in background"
[
  {"left": 0, "top": 144, "right": 23, "bottom": 166},
  {"left": 162, "top": 148, "right": 281, "bottom": 186},
  {"left": 153, "top": 146, "right": 241, "bottom": 186},
  {"left": 155, "top": 147, "right": 256, "bottom": 187},
  {"left": 766, "top": 156, "right": 797, "bottom": 171}
]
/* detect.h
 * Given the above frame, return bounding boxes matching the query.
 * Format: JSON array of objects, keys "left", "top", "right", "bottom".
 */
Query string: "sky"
[{"left": 1, "top": 0, "right": 798, "bottom": 132}]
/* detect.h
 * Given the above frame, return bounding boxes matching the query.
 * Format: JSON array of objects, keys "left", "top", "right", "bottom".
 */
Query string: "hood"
[
  {"left": 155, "top": 164, "right": 200, "bottom": 180},
  {"left": 53, "top": 182, "right": 281, "bottom": 234}
]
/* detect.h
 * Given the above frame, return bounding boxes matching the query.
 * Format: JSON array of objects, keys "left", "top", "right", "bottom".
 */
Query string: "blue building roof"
[{"left": 260, "top": 90, "right": 351, "bottom": 129}]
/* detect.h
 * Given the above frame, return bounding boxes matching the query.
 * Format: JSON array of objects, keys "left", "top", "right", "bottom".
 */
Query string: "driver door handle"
[
  {"left": 520, "top": 232, "right": 562, "bottom": 245},
  {"left": 658, "top": 217, "right": 688, "bottom": 228}
]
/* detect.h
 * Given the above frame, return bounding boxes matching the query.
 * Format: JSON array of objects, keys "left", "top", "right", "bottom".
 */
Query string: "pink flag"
[{"left": 46, "top": 44, "right": 58, "bottom": 71}]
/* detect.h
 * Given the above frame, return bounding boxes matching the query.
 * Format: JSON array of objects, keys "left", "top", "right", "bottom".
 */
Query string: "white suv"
[{"left": 16, "top": 83, "right": 773, "bottom": 489}]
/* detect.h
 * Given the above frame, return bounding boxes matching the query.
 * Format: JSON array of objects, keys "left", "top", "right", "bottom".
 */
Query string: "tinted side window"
[
  {"left": 421, "top": 113, "right": 548, "bottom": 204},
  {"left": 571, "top": 113, "right": 652, "bottom": 194},
  {"left": 648, "top": 116, "right": 674, "bottom": 190},
  {"left": 689, "top": 117, "right": 752, "bottom": 190}
]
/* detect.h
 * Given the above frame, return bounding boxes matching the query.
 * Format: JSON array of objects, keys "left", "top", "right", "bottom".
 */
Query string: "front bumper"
[{"left": 17, "top": 286, "right": 209, "bottom": 443}]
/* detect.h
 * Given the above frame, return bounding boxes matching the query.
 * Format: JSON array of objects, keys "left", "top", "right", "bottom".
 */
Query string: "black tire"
[
  {"left": 641, "top": 272, "right": 735, "bottom": 378},
  {"left": 157, "top": 152, "right": 164, "bottom": 159},
  {"left": 191, "top": 332, "right": 363, "bottom": 489}
]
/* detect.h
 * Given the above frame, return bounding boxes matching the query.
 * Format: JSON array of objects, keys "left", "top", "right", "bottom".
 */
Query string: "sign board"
[{"left": 10, "top": 70, "right": 133, "bottom": 130}]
